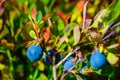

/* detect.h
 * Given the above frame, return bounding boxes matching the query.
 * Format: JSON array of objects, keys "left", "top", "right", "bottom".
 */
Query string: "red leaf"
[
  {"left": 43, "top": 27, "right": 50, "bottom": 43},
  {"left": 76, "top": 0, "right": 85, "bottom": 12},
  {"left": 32, "top": 8, "right": 37, "bottom": 20}
]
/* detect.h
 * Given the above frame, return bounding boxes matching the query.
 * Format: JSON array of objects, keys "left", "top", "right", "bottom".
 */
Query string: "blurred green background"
[{"left": 0, "top": 0, "right": 120, "bottom": 80}]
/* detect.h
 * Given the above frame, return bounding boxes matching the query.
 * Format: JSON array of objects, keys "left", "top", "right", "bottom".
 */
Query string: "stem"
[
  {"left": 60, "top": 72, "right": 69, "bottom": 80},
  {"left": 7, "top": 50, "right": 14, "bottom": 78},
  {"left": 53, "top": 65, "right": 57, "bottom": 80},
  {"left": 49, "top": 0, "right": 56, "bottom": 11},
  {"left": 41, "top": 37, "right": 53, "bottom": 63},
  {"left": 53, "top": 51, "right": 57, "bottom": 80},
  {"left": 56, "top": 47, "right": 80, "bottom": 68}
]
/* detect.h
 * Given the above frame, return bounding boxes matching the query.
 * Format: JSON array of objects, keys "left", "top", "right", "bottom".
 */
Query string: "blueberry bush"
[{"left": 0, "top": 0, "right": 120, "bottom": 80}]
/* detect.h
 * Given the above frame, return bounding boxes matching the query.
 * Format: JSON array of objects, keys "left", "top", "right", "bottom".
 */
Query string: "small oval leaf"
[
  {"left": 29, "top": 30, "right": 37, "bottom": 39},
  {"left": 74, "top": 26, "right": 80, "bottom": 45},
  {"left": 107, "top": 52, "right": 119, "bottom": 65},
  {"left": 36, "top": 11, "right": 42, "bottom": 23}
]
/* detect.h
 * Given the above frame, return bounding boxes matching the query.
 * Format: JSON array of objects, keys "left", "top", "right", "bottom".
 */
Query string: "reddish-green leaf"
[{"left": 73, "top": 26, "right": 80, "bottom": 45}]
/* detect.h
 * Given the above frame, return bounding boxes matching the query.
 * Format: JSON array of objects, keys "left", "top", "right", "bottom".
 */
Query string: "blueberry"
[
  {"left": 64, "top": 58, "right": 74, "bottom": 70},
  {"left": 90, "top": 50, "right": 106, "bottom": 69},
  {"left": 44, "top": 49, "right": 60, "bottom": 65},
  {"left": 27, "top": 45, "right": 43, "bottom": 61}
]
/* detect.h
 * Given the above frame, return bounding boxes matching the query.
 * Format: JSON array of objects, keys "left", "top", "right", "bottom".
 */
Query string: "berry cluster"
[
  {"left": 26, "top": 45, "right": 60, "bottom": 64},
  {"left": 26, "top": 45, "right": 107, "bottom": 78}
]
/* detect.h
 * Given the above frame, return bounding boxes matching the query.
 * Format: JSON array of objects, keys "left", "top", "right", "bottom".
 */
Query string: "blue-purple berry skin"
[
  {"left": 90, "top": 51, "right": 106, "bottom": 69},
  {"left": 64, "top": 58, "right": 74, "bottom": 70},
  {"left": 44, "top": 49, "right": 60, "bottom": 65},
  {"left": 27, "top": 45, "right": 43, "bottom": 61}
]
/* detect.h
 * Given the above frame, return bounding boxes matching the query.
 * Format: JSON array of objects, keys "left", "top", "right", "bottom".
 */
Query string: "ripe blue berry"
[
  {"left": 90, "top": 50, "right": 106, "bottom": 69},
  {"left": 27, "top": 45, "right": 43, "bottom": 61},
  {"left": 64, "top": 58, "right": 74, "bottom": 70},
  {"left": 44, "top": 49, "right": 60, "bottom": 65}
]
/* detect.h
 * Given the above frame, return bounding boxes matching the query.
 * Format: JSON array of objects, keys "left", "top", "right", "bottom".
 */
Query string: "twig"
[
  {"left": 53, "top": 64, "right": 57, "bottom": 80},
  {"left": 60, "top": 72, "right": 69, "bottom": 80},
  {"left": 53, "top": 52, "right": 57, "bottom": 80},
  {"left": 60, "top": 57, "right": 85, "bottom": 80},
  {"left": 56, "top": 47, "right": 80, "bottom": 69}
]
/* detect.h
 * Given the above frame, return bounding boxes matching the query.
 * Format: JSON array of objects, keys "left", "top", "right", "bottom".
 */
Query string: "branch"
[
  {"left": 53, "top": 53, "right": 57, "bottom": 80},
  {"left": 56, "top": 47, "right": 80, "bottom": 68}
]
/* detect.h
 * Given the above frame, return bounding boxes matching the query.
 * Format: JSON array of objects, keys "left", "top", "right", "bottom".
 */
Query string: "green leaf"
[
  {"left": 64, "top": 23, "right": 77, "bottom": 36},
  {"left": 50, "top": 24, "right": 59, "bottom": 36},
  {"left": 76, "top": 62, "right": 82, "bottom": 71},
  {"left": 73, "top": 26, "right": 80, "bottom": 45},
  {"left": 90, "top": 9, "right": 109, "bottom": 28},
  {"left": 107, "top": 52, "right": 119, "bottom": 65},
  {"left": 74, "top": 74, "right": 84, "bottom": 80},
  {"left": 94, "top": 65, "right": 113, "bottom": 76},
  {"left": 86, "top": 54, "right": 91, "bottom": 68},
  {"left": 36, "top": 11, "right": 42, "bottom": 23},
  {"left": 40, "top": 0, "right": 50, "bottom": 5},
  {"left": 38, "top": 20, "right": 44, "bottom": 29},
  {"left": 56, "top": 16, "right": 65, "bottom": 36},
  {"left": 37, "top": 73, "right": 48, "bottom": 80},
  {"left": 108, "top": 71, "right": 115, "bottom": 80},
  {"left": 29, "top": 30, "right": 37, "bottom": 39}
]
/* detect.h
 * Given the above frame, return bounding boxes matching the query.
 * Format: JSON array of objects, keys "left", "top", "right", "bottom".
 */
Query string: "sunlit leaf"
[
  {"left": 56, "top": 16, "right": 65, "bottom": 36},
  {"left": 99, "top": 45, "right": 104, "bottom": 53},
  {"left": 37, "top": 73, "right": 48, "bottom": 80},
  {"left": 58, "top": 36, "right": 68, "bottom": 47},
  {"left": 0, "top": 63, "right": 5, "bottom": 70},
  {"left": 71, "top": 12, "right": 79, "bottom": 22},
  {"left": 107, "top": 52, "right": 119, "bottom": 65},
  {"left": 74, "top": 26, "right": 80, "bottom": 45},
  {"left": 29, "top": 30, "right": 37, "bottom": 39},
  {"left": 36, "top": 11, "right": 42, "bottom": 23},
  {"left": 90, "top": 9, "right": 109, "bottom": 28},
  {"left": 38, "top": 61, "right": 44, "bottom": 71},
  {"left": 107, "top": 43, "right": 119, "bottom": 49}
]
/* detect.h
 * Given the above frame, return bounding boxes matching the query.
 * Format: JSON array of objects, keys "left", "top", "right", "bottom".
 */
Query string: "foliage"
[{"left": 0, "top": 0, "right": 120, "bottom": 80}]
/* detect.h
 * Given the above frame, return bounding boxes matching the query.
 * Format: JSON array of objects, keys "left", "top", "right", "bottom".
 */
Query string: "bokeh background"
[{"left": 0, "top": 0, "right": 120, "bottom": 80}]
